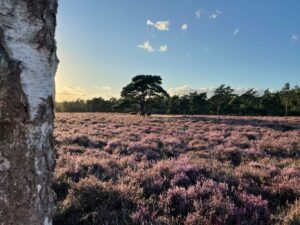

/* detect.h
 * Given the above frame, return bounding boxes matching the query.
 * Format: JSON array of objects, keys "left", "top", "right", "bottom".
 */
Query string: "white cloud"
[
  {"left": 233, "top": 27, "right": 239, "bottom": 35},
  {"left": 137, "top": 42, "right": 168, "bottom": 53},
  {"left": 159, "top": 45, "right": 168, "bottom": 52},
  {"left": 181, "top": 24, "right": 188, "bottom": 31},
  {"left": 195, "top": 9, "right": 205, "bottom": 18},
  {"left": 137, "top": 41, "right": 155, "bottom": 52},
  {"left": 168, "top": 86, "right": 214, "bottom": 97},
  {"left": 168, "top": 86, "right": 264, "bottom": 97},
  {"left": 291, "top": 33, "right": 299, "bottom": 42},
  {"left": 146, "top": 19, "right": 169, "bottom": 31},
  {"left": 209, "top": 10, "right": 222, "bottom": 20}
]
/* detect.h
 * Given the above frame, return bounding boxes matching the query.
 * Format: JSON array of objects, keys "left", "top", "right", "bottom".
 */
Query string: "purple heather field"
[{"left": 53, "top": 113, "right": 300, "bottom": 225}]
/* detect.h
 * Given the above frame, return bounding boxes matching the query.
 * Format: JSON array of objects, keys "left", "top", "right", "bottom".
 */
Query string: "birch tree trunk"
[{"left": 0, "top": 1, "right": 58, "bottom": 224}]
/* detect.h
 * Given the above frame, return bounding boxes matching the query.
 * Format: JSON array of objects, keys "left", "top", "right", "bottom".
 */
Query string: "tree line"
[{"left": 56, "top": 76, "right": 300, "bottom": 116}]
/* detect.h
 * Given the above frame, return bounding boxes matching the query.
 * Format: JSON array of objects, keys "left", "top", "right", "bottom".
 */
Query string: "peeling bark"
[{"left": 0, "top": 1, "right": 58, "bottom": 224}]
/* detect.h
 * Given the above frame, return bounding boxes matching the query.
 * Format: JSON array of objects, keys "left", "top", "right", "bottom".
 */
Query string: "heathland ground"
[{"left": 53, "top": 113, "right": 300, "bottom": 225}]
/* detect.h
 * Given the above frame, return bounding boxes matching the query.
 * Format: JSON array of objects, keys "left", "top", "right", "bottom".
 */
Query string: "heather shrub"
[
  {"left": 267, "top": 167, "right": 300, "bottom": 208},
  {"left": 242, "top": 147, "right": 263, "bottom": 160},
  {"left": 187, "top": 139, "right": 208, "bottom": 151},
  {"left": 184, "top": 195, "right": 235, "bottom": 225},
  {"left": 284, "top": 200, "right": 300, "bottom": 225},
  {"left": 260, "top": 135, "right": 300, "bottom": 158},
  {"left": 160, "top": 186, "right": 192, "bottom": 218},
  {"left": 244, "top": 131, "right": 260, "bottom": 141},
  {"left": 142, "top": 176, "right": 169, "bottom": 198},
  {"left": 69, "top": 135, "right": 93, "bottom": 147},
  {"left": 127, "top": 142, "right": 164, "bottom": 160},
  {"left": 131, "top": 205, "right": 160, "bottom": 225},
  {"left": 232, "top": 192, "right": 270, "bottom": 225},
  {"left": 216, "top": 147, "right": 242, "bottom": 166},
  {"left": 187, "top": 181, "right": 238, "bottom": 224},
  {"left": 185, "top": 212, "right": 211, "bottom": 225},
  {"left": 237, "top": 164, "right": 271, "bottom": 189},
  {"left": 269, "top": 181, "right": 299, "bottom": 208},
  {"left": 52, "top": 179, "right": 70, "bottom": 202},
  {"left": 229, "top": 149, "right": 242, "bottom": 166},
  {"left": 225, "top": 132, "right": 251, "bottom": 149},
  {"left": 105, "top": 138, "right": 128, "bottom": 154},
  {"left": 54, "top": 176, "right": 135, "bottom": 225},
  {"left": 209, "top": 130, "right": 225, "bottom": 145},
  {"left": 163, "top": 137, "right": 183, "bottom": 151},
  {"left": 171, "top": 172, "right": 192, "bottom": 188}
]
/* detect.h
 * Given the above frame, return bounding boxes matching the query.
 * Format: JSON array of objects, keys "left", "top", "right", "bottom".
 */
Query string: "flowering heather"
[{"left": 53, "top": 113, "right": 300, "bottom": 225}]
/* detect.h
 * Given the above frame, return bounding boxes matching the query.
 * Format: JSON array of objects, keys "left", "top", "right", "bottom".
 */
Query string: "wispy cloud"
[
  {"left": 203, "top": 48, "right": 210, "bottom": 53},
  {"left": 56, "top": 85, "right": 115, "bottom": 101},
  {"left": 94, "top": 86, "right": 114, "bottom": 99},
  {"left": 233, "top": 27, "right": 239, "bottom": 35},
  {"left": 146, "top": 19, "right": 170, "bottom": 31},
  {"left": 195, "top": 9, "right": 222, "bottom": 20},
  {"left": 195, "top": 9, "right": 206, "bottom": 18},
  {"left": 137, "top": 41, "right": 155, "bottom": 52},
  {"left": 159, "top": 45, "right": 168, "bottom": 52},
  {"left": 181, "top": 24, "right": 188, "bottom": 31},
  {"left": 291, "top": 33, "right": 299, "bottom": 42},
  {"left": 209, "top": 10, "right": 222, "bottom": 20}
]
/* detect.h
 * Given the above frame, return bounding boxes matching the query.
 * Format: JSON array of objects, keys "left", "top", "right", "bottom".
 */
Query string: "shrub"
[
  {"left": 284, "top": 200, "right": 300, "bottom": 225},
  {"left": 54, "top": 176, "right": 135, "bottom": 225}
]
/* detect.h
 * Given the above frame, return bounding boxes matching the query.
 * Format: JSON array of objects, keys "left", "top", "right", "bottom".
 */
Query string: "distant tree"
[
  {"left": 121, "top": 75, "right": 169, "bottom": 115},
  {"left": 280, "top": 83, "right": 291, "bottom": 116},
  {"left": 290, "top": 85, "right": 300, "bottom": 115},
  {"left": 168, "top": 95, "right": 181, "bottom": 114},
  {"left": 167, "top": 92, "right": 208, "bottom": 115},
  {"left": 109, "top": 97, "right": 118, "bottom": 107},
  {"left": 229, "top": 95, "right": 242, "bottom": 115},
  {"left": 147, "top": 96, "right": 169, "bottom": 114},
  {"left": 112, "top": 98, "right": 137, "bottom": 113},
  {"left": 58, "top": 99, "right": 87, "bottom": 112},
  {"left": 239, "top": 89, "right": 260, "bottom": 115},
  {"left": 189, "top": 92, "right": 208, "bottom": 114},
  {"left": 86, "top": 97, "right": 113, "bottom": 112},
  {"left": 209, "top": 85, "right": 235, "bottom": 115},
  {"left": 178, "top": 95, "right": 191, "bottom": 114},
  {"left": 260, "top": 90, "right": 283, "bottom": 115}
]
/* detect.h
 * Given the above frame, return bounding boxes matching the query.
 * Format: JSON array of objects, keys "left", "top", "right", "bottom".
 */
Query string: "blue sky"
[{"left": 56, "top": 0, "right": 300, "bottom": 101}]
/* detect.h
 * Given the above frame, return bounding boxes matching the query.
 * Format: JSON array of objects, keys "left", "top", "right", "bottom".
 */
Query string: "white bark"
[{"left": 0, "top": 0, "right": 58, "bottom": 224}]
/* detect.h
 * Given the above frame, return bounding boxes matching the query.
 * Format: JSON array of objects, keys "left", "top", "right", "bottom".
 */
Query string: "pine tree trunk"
[
  {"left": 285, "top": 100, "right": 288, "bottom": 116},
  {"left": 140, "top": 99, "right": 145, "bottom": 115},
  {"left": 217, "top": 105, "right": 220, "bottom": 116},
  {"left": 0, "top": 1, "right": 58, "bottom": 224}
]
